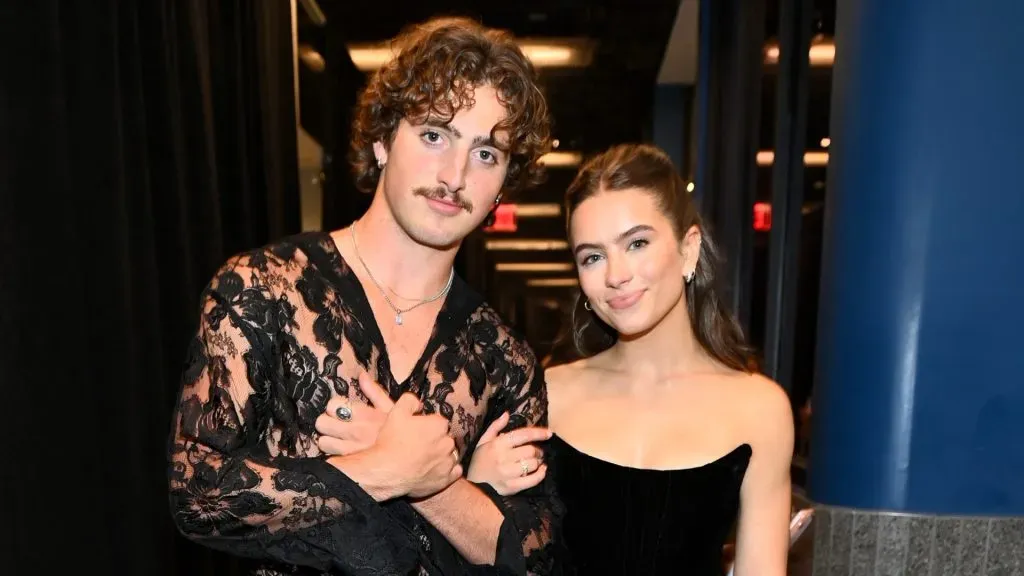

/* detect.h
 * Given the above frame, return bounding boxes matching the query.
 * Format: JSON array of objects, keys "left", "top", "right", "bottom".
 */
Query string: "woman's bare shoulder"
[
  {"left": 544, "top": 358, "right": 590, "bottom": 387},
  {"left": 725, "top": 372, "right": 794, "bottom": 453}
]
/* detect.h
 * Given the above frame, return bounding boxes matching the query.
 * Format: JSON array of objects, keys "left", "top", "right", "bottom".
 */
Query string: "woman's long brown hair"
[{"left": 566, "top": 143, "right": 755, "bottom": 372}]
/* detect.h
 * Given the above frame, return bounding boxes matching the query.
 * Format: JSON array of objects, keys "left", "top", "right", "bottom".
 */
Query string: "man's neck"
[{"left": 340, "top": 197, "right": 459, "bottom": 300}]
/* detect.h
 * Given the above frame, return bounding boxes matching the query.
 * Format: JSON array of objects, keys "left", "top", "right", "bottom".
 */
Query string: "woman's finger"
[
  {"left": 503, "top": 464, "right": 548, "bottom": 494},
  {"left": 504, "top": 426, "right": 552, "bottom": 448},
  {"left": 509, "top": 444, "right": 544, "bottom": 463}
]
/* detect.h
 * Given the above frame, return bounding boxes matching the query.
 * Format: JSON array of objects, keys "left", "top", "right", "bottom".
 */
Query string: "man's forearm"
[{"left": 412, "top": 478, "right": 505, "bottom": 565}]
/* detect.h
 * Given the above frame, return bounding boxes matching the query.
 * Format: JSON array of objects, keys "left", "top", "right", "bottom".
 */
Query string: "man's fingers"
[
  {"left": 359, "top": 372, "right": 395, "bottom": 412},
  {"left": 448, "top": 464, "right": 464, "bottom": 484},
  {"left": 317, "top": 435, "right": 362, "bottom": 456},
  {"left": 394, "top": 392, "right": 423, "bottom": 415},
  {"left": 315, "top": 413, "right": 348, "bottom": 438}
]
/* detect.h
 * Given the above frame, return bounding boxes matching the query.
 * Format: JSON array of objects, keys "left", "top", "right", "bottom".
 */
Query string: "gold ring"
[{"left": 519, "top": 459, "right": 529, "bottom": 477}]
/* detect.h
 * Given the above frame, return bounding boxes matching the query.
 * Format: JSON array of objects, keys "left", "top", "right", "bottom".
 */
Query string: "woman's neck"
[{"left": 605, "top": 297, "right": 716, "bottom": 381}]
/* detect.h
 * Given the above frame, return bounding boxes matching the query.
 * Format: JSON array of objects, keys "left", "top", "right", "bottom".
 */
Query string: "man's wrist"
[
  {"left": 409, "top": 477, "right": 460, "bottom": 509},
  {"left": 328, "top": 451, "right": 404, "bottom": 502}
]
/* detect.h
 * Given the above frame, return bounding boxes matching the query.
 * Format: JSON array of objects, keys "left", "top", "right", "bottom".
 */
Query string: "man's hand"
[
  {"left": 328, "top": 379, "right": 462, "bottom": 501},
  {"left": 315, "top": 372, "right": 391, "bottom": 456},
  {"left": 466, "top": 412, "right": 551, "bottom": 496}
]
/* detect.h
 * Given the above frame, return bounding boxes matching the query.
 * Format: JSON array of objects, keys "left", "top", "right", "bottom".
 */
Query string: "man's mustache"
[{"left": 414, "top": 186, "right": 473, "bottom": 214}]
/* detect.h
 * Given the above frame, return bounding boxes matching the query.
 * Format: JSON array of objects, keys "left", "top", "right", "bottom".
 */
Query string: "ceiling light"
[
  {"left": 527, "top": 278, "right": 579, "bottom": 288},
  {"left": 299, "top": 45, "right": 326, "bottom": 73},
  {"left": 485, "top": 239, "right": 569, "bottom": 251},
  {"left": 348, "top": 45, "right": 397, "bottom": 71},
  {"left": 756, "top": 150, "right": 829, "bottom": 167},
  {"left": 764, "top": 39, "right": 835, "bottom": 67},
  {"left": 804, "top": 152, "right": 829, "bottom": 166},
  {"left": 348, "top": 38, "right": 594, "bottom": 72},
  {"left": 686, "top": 182, "right": 695, "bottom": 193},
  {"left": 519, "top": 44, "right": 577, "bottom": 67},
  {"left": 538, "top": 151, "right": 582, "bottom": 168},
  {"left": 496, "top": 262, "right": 574, "bottom": 272},
  {"left": 809, "top": 43, "right": 835, "bottom": 66},
  {"left": 513, "top": 203, "right": 561, "bottom": 218},
  {"left": 820, "top": 137, "right": 831, "bottom": 148}
]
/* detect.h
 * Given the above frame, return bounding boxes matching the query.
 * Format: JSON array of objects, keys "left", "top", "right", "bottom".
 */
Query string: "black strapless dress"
[{"left": 550, "top": 435, "right": 751, "bottom": 575}]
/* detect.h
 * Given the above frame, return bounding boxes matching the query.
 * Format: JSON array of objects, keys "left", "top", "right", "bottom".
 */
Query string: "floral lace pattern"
[{"left": 168, "top": 232, "right": 561, "bottom": 575}]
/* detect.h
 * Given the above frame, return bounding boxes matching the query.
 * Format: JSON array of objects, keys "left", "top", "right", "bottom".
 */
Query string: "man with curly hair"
[{"left": 168, "top": 16, "right": 561, "bottom": 576}]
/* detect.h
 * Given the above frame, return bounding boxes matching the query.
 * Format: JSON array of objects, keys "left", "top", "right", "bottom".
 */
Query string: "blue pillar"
[
  {"left": 809, "top": 0, "right": 1024, "bottom": 572},
  {"left": 652, "top": 84, "right": 690, "bottom": 175}
]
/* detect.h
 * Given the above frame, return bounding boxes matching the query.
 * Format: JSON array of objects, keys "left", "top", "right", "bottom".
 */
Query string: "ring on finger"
[
  {"left": 519, "top": 459, "right": 529, "bottom": 477},
  {"left": 335, "top": 401, "right": 353, "bottom": 422}
]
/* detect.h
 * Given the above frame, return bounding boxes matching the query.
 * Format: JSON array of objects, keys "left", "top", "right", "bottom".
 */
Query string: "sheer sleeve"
[
  {"left": 476, "top": 347, "right": 565, "bottom": 575},
  {"left": 167, "top": 258, "right": 419, "bottom": 575}
]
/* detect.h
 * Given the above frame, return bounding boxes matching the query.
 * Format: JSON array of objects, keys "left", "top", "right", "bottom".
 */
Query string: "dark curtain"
[
  {"left": 320, "top": 14, "right": 370, "bottom": 231},
  {"left": 1, "top": 1, "right": 300, "bottom": 573}
]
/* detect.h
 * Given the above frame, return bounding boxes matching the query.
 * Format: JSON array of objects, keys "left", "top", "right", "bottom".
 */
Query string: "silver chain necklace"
[{"left": 350, "top": 223, "right": 454, "bottom": 326}]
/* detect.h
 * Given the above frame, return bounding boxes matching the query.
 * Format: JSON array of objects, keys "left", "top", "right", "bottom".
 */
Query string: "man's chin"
[{"left": 406, "top": 225, "right": 467, "bottom": 252}]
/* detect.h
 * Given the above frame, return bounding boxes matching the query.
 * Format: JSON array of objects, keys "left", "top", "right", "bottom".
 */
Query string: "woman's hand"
[{"left": 467, "top": 412, "right": 552, "bottom": 496}]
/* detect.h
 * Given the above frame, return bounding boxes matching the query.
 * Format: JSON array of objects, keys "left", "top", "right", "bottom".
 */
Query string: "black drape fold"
[{"left": 1, "top": 2, "right": 300, "bottom": 573}]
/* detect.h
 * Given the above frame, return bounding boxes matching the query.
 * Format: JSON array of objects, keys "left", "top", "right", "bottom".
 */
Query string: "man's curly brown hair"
[{"left": 349, "top": 16, "right": 552, "bottom": 197}]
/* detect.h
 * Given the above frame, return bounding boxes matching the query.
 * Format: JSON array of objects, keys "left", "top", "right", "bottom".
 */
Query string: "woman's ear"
[{"left": 681, "top": 224, "right": 703, "bottom": 278}]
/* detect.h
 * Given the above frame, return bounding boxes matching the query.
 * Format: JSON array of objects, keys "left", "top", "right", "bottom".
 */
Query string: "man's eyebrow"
[
  {"left": 424, "top": 118, "right": 462, "bottom": 139},
  {"left": 423, "top": 118, "right": 509, "bottom": 152}
]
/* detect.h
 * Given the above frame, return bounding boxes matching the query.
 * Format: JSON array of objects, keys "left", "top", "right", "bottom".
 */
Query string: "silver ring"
[
  {"left": 519, "top": 459, "right": 529, "bottom": 477},
  {"left": 335, "top": 404, "right": 352, "bottom": 422}
]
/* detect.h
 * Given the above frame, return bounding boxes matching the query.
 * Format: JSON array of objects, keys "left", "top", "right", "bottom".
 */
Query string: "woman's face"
[{"left": 569, "top": 188, "right": 700, "bottom": 338}]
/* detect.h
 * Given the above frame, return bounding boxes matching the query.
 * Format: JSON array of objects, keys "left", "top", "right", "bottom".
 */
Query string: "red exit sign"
[
  {"left": 754, "top": 202, "right": 772, "bottom": 231},
  {"left": 484, "top": 203, "right": 518, "bottom": 233}
]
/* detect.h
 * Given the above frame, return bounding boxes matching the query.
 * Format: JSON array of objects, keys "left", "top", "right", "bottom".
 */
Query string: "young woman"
[{"left": 467, "top": 143, "right": 794, "bottom": 575}]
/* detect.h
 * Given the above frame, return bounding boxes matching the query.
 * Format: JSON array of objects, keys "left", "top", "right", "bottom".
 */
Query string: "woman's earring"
[
  {"left": 685, "top": 270, "right": 695, "bottom": 284},
  {"left": 377, "top": 158, "right": 385, "bottom": 169},
  {"left": 584, "top": 299, "right": 592, "bottom": 311}
]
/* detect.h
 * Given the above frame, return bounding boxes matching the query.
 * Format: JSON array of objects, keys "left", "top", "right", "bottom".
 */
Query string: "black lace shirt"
[{"left": 167, "top": 232, "right": 561, "bottom": 575}]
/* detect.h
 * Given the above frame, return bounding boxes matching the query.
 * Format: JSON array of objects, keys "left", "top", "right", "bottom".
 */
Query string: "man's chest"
[{"left": 271, "top": 326, "right": 501, "bottom": 456}]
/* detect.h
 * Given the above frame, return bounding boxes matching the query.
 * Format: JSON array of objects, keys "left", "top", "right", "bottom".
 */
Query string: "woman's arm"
[{"left": 731, "top": 378, "right": 795, "bottom": 576}]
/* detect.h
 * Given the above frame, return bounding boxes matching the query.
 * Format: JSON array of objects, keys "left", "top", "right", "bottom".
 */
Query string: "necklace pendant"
[{"left": 395, "top": 312, "right": 403, "bottom": 325}]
